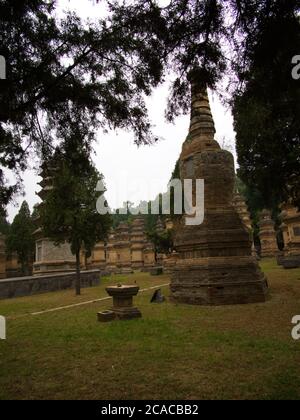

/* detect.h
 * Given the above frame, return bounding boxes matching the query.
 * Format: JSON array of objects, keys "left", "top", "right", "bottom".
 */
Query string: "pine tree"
[
  {"left": 40, "top": 147, "right": 112, "bottom": 296},
  {"left": 6, "top": 201, "right": 35, "bottom": 275}
]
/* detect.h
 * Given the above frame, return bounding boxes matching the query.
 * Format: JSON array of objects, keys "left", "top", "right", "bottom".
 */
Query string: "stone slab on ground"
[
  {"left": 282, "top": 256, "right": 300, "bottom": 269},
  {"left": 0, "top": 269, "right": 100, "bottom": 300}
]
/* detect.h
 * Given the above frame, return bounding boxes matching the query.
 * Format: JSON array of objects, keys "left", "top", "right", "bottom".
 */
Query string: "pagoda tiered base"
[{"left": 171, "top": 209, "right": 268, "bottom": 306}]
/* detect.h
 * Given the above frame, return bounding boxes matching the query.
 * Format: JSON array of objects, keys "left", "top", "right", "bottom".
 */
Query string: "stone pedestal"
[
  {"left": 106, "top": 285, "right": 142, "bottom": 320},
  {"left": 258, "top": 210, "right": 278, "bottom": 258},
  {"left": 170, "top": 79, "right": 268, "bottom": 306}
]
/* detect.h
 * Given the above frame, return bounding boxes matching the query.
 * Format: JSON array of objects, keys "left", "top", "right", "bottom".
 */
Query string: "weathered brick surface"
[{"left": 170, "top": 83, "right": 268, "bottom": 306}]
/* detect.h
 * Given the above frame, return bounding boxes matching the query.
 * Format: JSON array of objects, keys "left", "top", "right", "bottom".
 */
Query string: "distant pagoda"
[
  {"left": 33, "top": 161, "right": 76, "bottom": 276},
  {"left": 131, "top": 216, "right": 146, "bottom": 269},
  {"left": 258, "top": 209, "right": 279, "bottom": 258},
  {"left": 114, "top": 222, "right": 133, "bottom": 274},
  {"left": 280, "top": 202, "right": 300, "bottom": 257},
  {"left": 233, "top": 193, "right": 258, "bottom": 258}
]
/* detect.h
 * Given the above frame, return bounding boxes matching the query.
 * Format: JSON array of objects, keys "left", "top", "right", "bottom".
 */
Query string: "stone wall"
[{"left": 0, "top": 269, "right": 100, "bottom": 300}]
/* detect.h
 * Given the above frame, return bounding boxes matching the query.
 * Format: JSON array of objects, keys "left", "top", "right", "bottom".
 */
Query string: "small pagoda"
[
  {"left": 233, "top": 193, "right": 258, "bottom": 258},
  {"left": 279, "top": 201, "right": 300, "bottom": 268},
  {"left": 258, "top": 210, "right": 279, "bottom": 258}
]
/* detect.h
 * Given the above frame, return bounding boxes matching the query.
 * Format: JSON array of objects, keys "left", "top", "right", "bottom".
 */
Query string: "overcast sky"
[{"left": 6, "top": 0, "right": 237, "bottom": 222}]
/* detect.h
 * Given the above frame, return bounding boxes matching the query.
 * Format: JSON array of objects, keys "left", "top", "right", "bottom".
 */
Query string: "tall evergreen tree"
[
  {"left": 0, "top": 213, "right": 10, "bottom": 235},
  {"left": 232, "top": 3, "right": 300, "bottom": 209},
  {"left": 40, "top": 145, "right": 112, "bottom": 296},
  {"left": 6, "top": 201, "right": 35, "bottom": 275}
]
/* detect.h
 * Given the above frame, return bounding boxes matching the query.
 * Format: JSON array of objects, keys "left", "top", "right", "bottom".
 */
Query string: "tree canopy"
[
  {"left": 1, "top": 0, "right": 299, "bottom": 215},
  {"left": 0, "top": 0, "right": 163, "bottom": 214}
]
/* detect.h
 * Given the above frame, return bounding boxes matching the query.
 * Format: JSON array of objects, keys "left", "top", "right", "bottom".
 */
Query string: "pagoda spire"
[{"left": 189, "top": 82, "right": 216, "bottom": 141}]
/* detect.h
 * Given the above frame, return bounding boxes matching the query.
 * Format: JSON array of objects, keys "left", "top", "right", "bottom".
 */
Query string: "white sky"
[{"left": 6, "top": 0, "right": 236, "bottom": 222}]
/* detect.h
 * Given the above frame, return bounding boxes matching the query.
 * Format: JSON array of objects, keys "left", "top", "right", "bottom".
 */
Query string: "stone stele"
[{"left": 170, "top": 80, "right": 268, "bottom": 305}]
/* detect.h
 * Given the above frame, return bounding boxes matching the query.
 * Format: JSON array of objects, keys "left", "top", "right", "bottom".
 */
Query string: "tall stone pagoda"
[
  {"left": 170, "top": 78, "right": 268, "bottom": 305},
  {"left": 258, "top": 209, "right": 279, "bottom": 258},
  {"left": 131, "top": 216, "right": 146, "bottom": 269},
  {"left": 33, "top": 162, "right": 76, "bottom": 275}
]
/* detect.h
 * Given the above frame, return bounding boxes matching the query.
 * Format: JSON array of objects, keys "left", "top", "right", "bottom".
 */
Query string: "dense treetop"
[{"left": 1, "top": 0, "right": 299, "bottom": 214}]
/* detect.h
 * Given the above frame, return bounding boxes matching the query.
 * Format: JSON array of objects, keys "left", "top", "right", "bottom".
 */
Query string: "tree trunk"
[{"left": 75, "top": 250, "right": 81, "bottom": 296}]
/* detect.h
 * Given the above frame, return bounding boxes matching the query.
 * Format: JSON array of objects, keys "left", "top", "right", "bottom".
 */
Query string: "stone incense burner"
[{"left": 105, "top": 284, "right": 142, "bottom": 320}]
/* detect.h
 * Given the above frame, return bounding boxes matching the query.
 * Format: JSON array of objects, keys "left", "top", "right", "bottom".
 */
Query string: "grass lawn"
[{"left": 0, "top": 259, "right": 300, "bottom": 400}]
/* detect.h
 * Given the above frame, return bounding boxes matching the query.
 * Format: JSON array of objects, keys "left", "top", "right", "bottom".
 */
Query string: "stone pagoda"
[
  {"left": 233, "top": 193, "right": 252, "bottom": 231},
  {"left": 106, "top": 230, "right": 118, "bottom": 273},
  {"left": 87, "top": 241, "right": 107, "bottom": 272},
  {"left": 130, "top": 217, "right": 146, "bottom": 269},
  {"left": 113, "top": 222, "right": 133, "bottom": 274},
  {"left": 233, "top": 193, "right": 258, "bottom": 258},
  {"left": 279, "top": 202, "right": 300, "bottom": 267},
  {"left": 170, "top": 77, "right": 268, "bottom": 305},
  {"left": 143, "top": 240, "right": 156, "bottom": 271},
  {"left": 155, "top": 217, "right": 166, "bottom": 267},
  {"left": 258, "top": 209, "right": 279, "bottom": 258},
  {"left": 33, "top": 162, "right": 76, "bottom": 276}
]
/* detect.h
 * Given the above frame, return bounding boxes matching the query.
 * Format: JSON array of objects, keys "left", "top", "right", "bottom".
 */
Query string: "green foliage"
[
  {"left": 147, "top": 228, "right": 174, "bottom": 256},
  {"left": 40, "top": 146, "right": 112, "bottom": 294},
  {"left": 5, "top": 201, "right": 35, "bottom": 275},
  {"left": 233, "top": 5, "right": 300, "bottom": 209},
  {"left": 0, "top": 214, "right": 10, "bottom": 235},
  {"left": 0, "top": 0, "right": 163, "bottom": 213}
]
